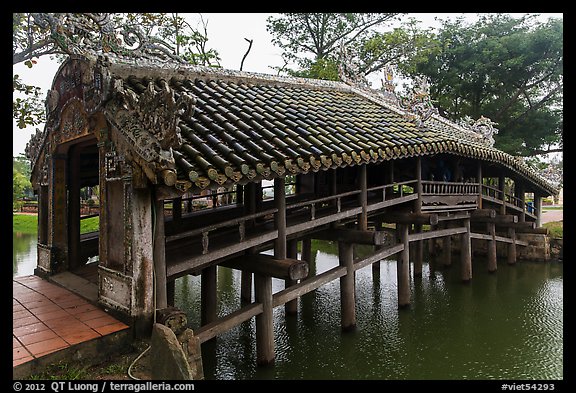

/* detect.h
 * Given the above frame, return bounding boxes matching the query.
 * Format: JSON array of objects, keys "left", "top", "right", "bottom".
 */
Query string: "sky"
[{"left": 12, "top": 12, "right": 563, "bottom": 157}]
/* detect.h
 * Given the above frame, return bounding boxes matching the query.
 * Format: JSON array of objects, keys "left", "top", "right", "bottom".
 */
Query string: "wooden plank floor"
[{"left": 13, "top": 275, "right": 129, "bottom": 369}]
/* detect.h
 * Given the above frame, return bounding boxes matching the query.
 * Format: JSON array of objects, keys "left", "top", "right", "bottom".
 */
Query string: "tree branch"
[{"left": 240, "top": 38, "right": 253, "bottom": 71}]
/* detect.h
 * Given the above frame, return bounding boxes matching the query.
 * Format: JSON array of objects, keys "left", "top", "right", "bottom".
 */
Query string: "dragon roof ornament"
[
  {"left": 458, "top": 115, "right": 499, "bottom": 147},
  {"left": 29, "top": 13, "right": 187, "bottom": 66}
]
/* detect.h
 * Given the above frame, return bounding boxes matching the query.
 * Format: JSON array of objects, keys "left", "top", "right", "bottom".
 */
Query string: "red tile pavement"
[{"left": 13, "top": 275, "right": 129, "bottom": 369}]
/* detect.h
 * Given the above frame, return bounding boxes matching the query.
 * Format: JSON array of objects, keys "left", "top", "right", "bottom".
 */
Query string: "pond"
[{"left": 14, "top": 233, "right": 563, "bottom": 381}]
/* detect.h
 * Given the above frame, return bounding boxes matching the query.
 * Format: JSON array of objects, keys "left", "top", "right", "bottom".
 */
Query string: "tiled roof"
[{"left": 38, "top": 56, "right": 559, "bottom": 196}]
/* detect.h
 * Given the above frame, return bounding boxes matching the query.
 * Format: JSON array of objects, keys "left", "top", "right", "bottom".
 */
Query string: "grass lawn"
[
  {"left": 543, "top": 221, "right": 563, "bottom": 239},
  {"left": 13, "top": 214, "right": 99, "bottom": 235}
]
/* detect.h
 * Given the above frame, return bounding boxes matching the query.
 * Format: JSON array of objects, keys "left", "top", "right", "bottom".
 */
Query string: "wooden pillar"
[
  {"left": 274, "top": 177, "right": 287, "bottom": 259},
  {"left": 153, "top": 197, "right": 168, "bottom": 309},
  {"left": 460, "top": 218, "right": 472, "bottom": 282},
  {"left": 285, "top": 239, "right": 299, "bottom": 315},
  {"left": 442, "top": 221, "right": 452, "bottom": 267},
  {"left": 201, "top": 265, "right": 217, "bottom": 326},
  {"left": 518, "top": 182, "right": 526, "bottom": 222},
  {"left": 415, "top": 157, "right": 423, "bottom": 213},
  {"left": 302, "top": 238, "right": 314, "bottom": 276},
  {"left": 338, "top": 241, "right": 356, "bottom": 331},
  {"left": 254, "top": 273, "right": 274, "bottom": 366},
  {"left": 535, "top": 194, "right": 543, "bottom": 227},
  {"left": 241, "top": 183, "right": 257, "bottom": 303},
  {"left": 372, "top": 219, "right": 382, "bottom": 275},
  {"left": 477, "top": 161, "right": 483, "bottom": 209},
  {"left": 358, "top": 164, "right": 368, "bottom": 231},
  {"left": 172, "top": 197, "right": 182, "bottom": 229},
  {"left": 499, "top": 174, "right": 506, "bottom": 215},
  {"left": 507, "top": 227, "right": 517, "bottom": 265},
  {"left": 397, "top": 224, "right": 410, "bottom": 308},
  {"left": 487, "top": 222, "right": 497, "bottom": 273},
  {"left": 167, "top": 280, "right": 175, "bottom": 307},
  {"left": 414, "top": 223, "right": 423, "bottom": 277}
]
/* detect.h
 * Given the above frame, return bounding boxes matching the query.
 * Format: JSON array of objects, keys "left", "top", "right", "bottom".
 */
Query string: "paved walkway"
[
  {"left": 13, "top": 275, "right": 129, "bottom": 369},
  {"left": 540, "top": 208, "right": 563, "bottom": 224}
]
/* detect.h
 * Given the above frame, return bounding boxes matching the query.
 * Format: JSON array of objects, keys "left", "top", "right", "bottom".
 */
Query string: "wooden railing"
[
  {"left": 481, "top": 184, "right": 535, "bottom": 217},
  {"left": 422, "top": 180, "right": 479, "bottom": 195}
]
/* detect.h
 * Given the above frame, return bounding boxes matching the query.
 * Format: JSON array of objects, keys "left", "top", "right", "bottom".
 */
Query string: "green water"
[
  {"left": 174, "top": 241, "right": 563, "bottom": 380},
  {"left": 13, "top": 234, "right": 563, "bottom": 380}
]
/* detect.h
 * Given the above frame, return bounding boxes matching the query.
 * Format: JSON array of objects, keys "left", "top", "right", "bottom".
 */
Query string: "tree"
[
  {"left": 13, "top": 155, "right": 32, "bottom": 210},
  {"left": 13, "top": 13, "right": 221, "bottom": 129},
  {"left": 414, "top": 14, "right": 563, "bottom": 157},
  {"left": 266, "top": 13, "right": 398, "bottom": 79}
]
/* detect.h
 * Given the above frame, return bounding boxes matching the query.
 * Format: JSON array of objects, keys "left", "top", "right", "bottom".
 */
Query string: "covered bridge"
[{"left": 26, "top": 54, "right": 558, "bottom": 366}]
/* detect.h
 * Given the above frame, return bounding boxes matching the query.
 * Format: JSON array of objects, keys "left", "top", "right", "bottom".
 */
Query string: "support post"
[
  {"left": 499, "top": 174, "right": 506, "bottom": 215},
  {"left": 372, "top": 219, "right": 382, "bottom": 275},
  {"left": 415, "top": 157, "right": 423, "bottom": 213},
  {"left": 201, "top": 265, "right": 217, "bottom": 327},
  {"left": 172, "top": 197, "right": 182, "bottom": 229},
  {"left": 397, "top": 224, "right": 410, "bottom": 308},
  {"left": 535, "top": 194, "right": 543, "bottom": 228},
  {"left": 167, "top": 280, "right": 175, "bottom": 307},
  {"left": 442, "top": 221, "right": 452, "bottom": 267},
  {"left": 242, "top": 183, "right": 257, "bottom": 302},
  {"left": 518, "top": 182, "right": 526, "bottom": 222},
  {"left": 487, "top": 222, "right": 497, "bottom": 273},
  {"left": 274, "top": 177, "right": 287, "bottom": 259},
  {"left": 477, "top": 161, "right": 483, "bottom": 209},
  {"left": 414, "top": 223, "right": 423, "bottom": 277},
  {"left": 358, "top": 164, "right": 368, "bottom": 231},
  {"left": 154, "top": 197, "right": 168, "bottom": 309},
  {"left": 254, "top": 273, "right": 274, "bottom": 366},
  {"left": 338, "top": 241, "right": 356, "bottom": 331},
  {"left": 460, "top": 218, "right": 472, "bottom": 282},
  {"left": 285, "top": 239, "right": 299, "bottom": 315},
  {"left": 507, "top": 227, "right": 517, "bottom": 265},
  {"left": 302, "top": 238, "right": 314, "bottom": 276}
]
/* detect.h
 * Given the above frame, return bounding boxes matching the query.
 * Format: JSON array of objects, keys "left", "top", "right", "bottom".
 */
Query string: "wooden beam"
[
  {"left": 471, "top": 209, "right": 496, "bottom": 218},
  {"left": 436, "top": 211, "right": 471, "bottom": 221},
  {"left": 380, "top": 212, "right": 439, "bottom": 225},
  {"left": 470, "top": 214, "right": 518, "bottom": 224},
  {"left": 273, "top": 266, "right": 347, "bottom": 308},
  {"left": 354, "top": 244, "right": 405, "bottom": 271},
  {"left": 196, "top": 303, "right": 263, "bottom": 344},
  {"left": 220, "top": 254, "right": 309, "bottom": 281},
  {"left": 407, "top": 226, "right": 467, "bottom": 242},
  {"left": 313, "top": 228, "right": 391, "bottom": 245}
]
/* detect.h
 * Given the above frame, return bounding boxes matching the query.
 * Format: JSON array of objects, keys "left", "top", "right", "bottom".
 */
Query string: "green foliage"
[
  {"left": 414, "top": 14, "right": 563, "bottom": 157},
  {"left": 13, "top": 156, "right": 32, "bottom": 210},
  {"left": 543, "top": 221, "right": 563, "bottom": 239},
  {"left": 267, "top": 13, "right": 400, "bottom": 79}
]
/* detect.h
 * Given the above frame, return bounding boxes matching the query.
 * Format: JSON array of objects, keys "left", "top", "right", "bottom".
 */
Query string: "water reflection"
[
  {"left": 13, "top": 233, "right": 562, "bottom": 380},
  {"left": 173, "top": 240, "right": 563, "bottom": 380},
  {"left": 13, "top": 232, "right": 37, "bottom": 277}
]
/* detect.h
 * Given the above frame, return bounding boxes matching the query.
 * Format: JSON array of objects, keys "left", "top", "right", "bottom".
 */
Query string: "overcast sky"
[{"left": 12, "top": 12, "right": 563, "bottom": 157}]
